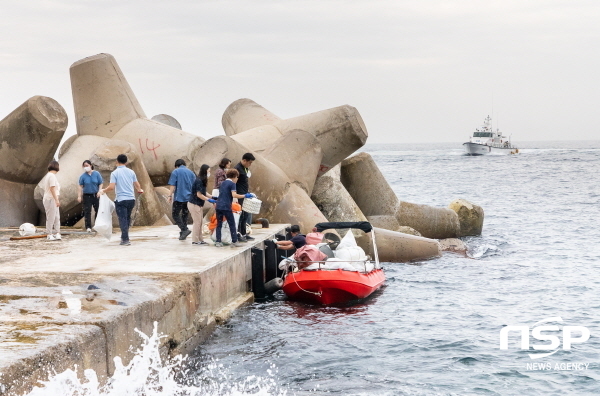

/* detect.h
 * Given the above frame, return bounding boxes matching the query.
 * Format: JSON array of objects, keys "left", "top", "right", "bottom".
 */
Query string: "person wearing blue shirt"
[
  {"left": 97, "top": 154, "right": 143, "bottom": 246},
  {"left": 167, "top": 159, "right": 196, "bottom": 240},
  {"left": 213, "top": 168, "right": 256, "bottom": 248},
  {"left": 77, "top": 160, "right": 104, "bottom": 232}
]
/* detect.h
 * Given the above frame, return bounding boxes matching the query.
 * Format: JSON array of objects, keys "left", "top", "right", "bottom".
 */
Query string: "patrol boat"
[{"left": 463, "top": 115, "right": 519, "bottom": 155}]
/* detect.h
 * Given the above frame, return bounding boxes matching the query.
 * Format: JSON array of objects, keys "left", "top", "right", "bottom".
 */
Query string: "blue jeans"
[
  {"left": 115, "top": 199, "right": 135, "bottom": 241},
  {"left": 216, "top": 209, "right": 238, "bottom": 243}
]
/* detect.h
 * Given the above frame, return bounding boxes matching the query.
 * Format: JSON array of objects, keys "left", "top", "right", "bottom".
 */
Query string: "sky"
[{"left": 1, "top": 0, "right": 599, "bottom": 144}]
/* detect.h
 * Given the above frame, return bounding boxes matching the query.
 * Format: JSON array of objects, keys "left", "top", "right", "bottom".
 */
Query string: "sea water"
[
  {"left": 26, "top": 141, "right": 600, "bottom": 395},
  {"left": 188, "top": 141, "right": 600, "bottom": 395}
]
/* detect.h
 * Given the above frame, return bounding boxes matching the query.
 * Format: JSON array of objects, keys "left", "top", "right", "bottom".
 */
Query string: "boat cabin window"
[{"left": 473, "top": 132, "right": 492, "bottom": 137}]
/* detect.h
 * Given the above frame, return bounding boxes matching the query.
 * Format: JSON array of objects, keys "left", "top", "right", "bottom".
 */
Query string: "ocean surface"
[{"left": 185, "top": 141, "right": 600, "bottom": 395}]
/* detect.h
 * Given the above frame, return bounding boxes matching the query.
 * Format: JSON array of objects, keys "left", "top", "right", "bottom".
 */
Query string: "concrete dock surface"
[{"left": 0, "top": 224, "right": 286, "bottom": 396}]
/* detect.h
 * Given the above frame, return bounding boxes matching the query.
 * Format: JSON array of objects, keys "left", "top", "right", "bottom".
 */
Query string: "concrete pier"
[{"left": 0, "top": 224, "right": 286, "bottom": 396}]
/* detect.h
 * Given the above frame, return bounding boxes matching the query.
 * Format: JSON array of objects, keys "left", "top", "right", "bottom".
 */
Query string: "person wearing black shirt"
[
  {"left": 234, "top": 152, "right": 256, "bottom": 241},
  {"left": 274, "top": 225, "right": 306, "bottom": 251},
  {"left": 188, "top": 164, "right": 214, "bottom": 246}
]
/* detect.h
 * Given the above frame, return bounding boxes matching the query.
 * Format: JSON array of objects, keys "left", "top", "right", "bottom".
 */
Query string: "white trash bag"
[
  {"left": 211, "top": 221, "right": 233, "bottom": 244},
  {"left": 93, "top": 194, "right": 115, "bottom": 240},
  {"left": 19, "top": 223, "right": 36, "bottom": 236},
  {"left": 336, "top": 230, "right": 358, "bottom": 250}
]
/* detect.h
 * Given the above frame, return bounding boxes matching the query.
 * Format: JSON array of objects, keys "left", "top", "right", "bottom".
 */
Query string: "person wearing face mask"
[
  {"left": 188, "top": 164, "right": 214, "bottom": 246},
  {"left": 77, "top": 160, "right": 104, "bottom": 232}
]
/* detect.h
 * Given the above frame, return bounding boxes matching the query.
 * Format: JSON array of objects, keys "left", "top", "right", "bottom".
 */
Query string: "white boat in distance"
[{"left": 463, "top": 115, "right": 519, "bottom": 155}]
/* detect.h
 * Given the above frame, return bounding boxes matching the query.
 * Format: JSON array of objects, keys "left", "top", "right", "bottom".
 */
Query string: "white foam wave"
[{"left": 26, "top": 322, "right": 286, "bottom": 396}]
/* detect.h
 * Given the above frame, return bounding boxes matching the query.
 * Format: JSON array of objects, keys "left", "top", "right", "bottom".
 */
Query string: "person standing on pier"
[
  {"left": 188, "top": 164, "right": 214, "bottom": 246},
  {"left": 234, "top": 153, "right": 256, "bottom": 242},
  {"left": 213, "top": 158, "right": 231, "bottom": 191},
  {"left": 77, "top": 160, "right": 103, "bottom": 232},
  {"left": 168, "top": 159, "right": 196, "bottom": 240},
  {"left": 41, "top": 160, "right": 62, "bottom": 241},
  {"left": 97, "top": 154, "right": 143, "bottom": 246},
  {"left": 215, "top": 168, "right": 255, "bottom": 248}
]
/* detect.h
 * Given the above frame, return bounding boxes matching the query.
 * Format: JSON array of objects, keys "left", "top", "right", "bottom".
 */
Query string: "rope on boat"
[{"left": 291, "top": 270, "right": 322, "bottom": 297}]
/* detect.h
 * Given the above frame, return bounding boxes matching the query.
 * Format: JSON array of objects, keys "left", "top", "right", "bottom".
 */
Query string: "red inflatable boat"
[{"left": 282, "top": 221, "right": 385, "bottom": 305}]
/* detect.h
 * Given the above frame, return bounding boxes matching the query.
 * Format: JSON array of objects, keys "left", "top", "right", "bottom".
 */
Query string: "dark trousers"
[
  {"left": 172, "top": 201, "right": 189, "bottom": 232},
  {"left": 115, "top": 199, "right": 135, "bottom": 242},
  {"left": 82, "top": 193, "right": 99, "bottom": 230},
  {"left": 238, "top": 198, "right": 248, "bottom": 236},
  {"left": 216, "top": 209, "right": 238, "bottom": 243}
]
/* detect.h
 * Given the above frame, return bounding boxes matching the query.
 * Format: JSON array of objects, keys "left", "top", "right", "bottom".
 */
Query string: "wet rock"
[
  {"left": 448, "top": 199, "right": 484, "bottom": 236},
  {"left": 438, "top": 238, "right": 467, "bottom": 254}
]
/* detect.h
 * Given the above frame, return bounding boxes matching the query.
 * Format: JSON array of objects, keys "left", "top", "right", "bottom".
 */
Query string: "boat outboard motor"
[{"left": 264, "top": 277, "right": 283, "bottom": 294}]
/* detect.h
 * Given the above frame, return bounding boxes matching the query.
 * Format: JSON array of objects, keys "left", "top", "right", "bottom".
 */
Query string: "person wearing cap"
[{"left": 273, "top": 225, "right": 306, "bottom": 250}]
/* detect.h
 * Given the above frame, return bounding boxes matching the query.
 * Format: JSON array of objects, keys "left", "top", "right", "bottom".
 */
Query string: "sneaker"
[
  {"left": 55, "top": 233, "right": 62, "bottom": 240},
  {"left": 238, "top": 235, "right": 247, "bottom": 242},
  {"left": 192, "top": 241, "right": 209, "bottom": 246},
  {"left": 245, "top": 235, "right": 255, "bottom": 241},
  {"left": 86, "top": 228, "right": 92, "bottom": 233},
  {"left": 180, "top": 229, "right": 192, "bottom": 240},
  {"left": 120, "top": 240, "right": 131, "bottom": 246},
  {"left": 231, "top": 242, "right": 244, "bottom": 248},
  {"left": 214, "top": 242, "right": 223, "bottom": 247},
  {"left": 46, "top": 235, "right": 56, "bottom": 241}
]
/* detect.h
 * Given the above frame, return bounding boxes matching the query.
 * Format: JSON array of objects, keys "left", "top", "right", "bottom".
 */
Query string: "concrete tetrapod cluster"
[
  {"left": 216, "top": 99, "right": 484, "bottom": 260},
  {"left": 0, "top": 52, "right": 483, "bottom": 263},
  {"left": 0, "top": 96, "right": 68, "bottom": 226},
  {"left": 52, "top": 53, "right": 208, "bottom": 225}
]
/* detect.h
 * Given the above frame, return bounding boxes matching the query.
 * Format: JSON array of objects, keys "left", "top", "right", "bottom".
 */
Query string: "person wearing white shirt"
[{"left": 41, "top": 160, "right": 61, "bottom": 241}]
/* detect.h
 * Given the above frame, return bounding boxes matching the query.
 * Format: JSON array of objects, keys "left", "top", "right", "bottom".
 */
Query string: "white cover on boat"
[
  {"left": 337, "top": 230, "right": 358, "bottom": 250},
  {"left": 334, "top": 246, "right": 367, "bottom": 262}
]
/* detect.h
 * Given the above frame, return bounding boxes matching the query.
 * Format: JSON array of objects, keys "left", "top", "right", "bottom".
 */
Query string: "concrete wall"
[{"left": 0, "top": 226, "right": 285, "bottom": 396}]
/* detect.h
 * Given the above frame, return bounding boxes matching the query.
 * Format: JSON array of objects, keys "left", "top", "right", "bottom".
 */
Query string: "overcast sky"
[{"left": 1, "top": 1, "right": 599, "bottom": 144}]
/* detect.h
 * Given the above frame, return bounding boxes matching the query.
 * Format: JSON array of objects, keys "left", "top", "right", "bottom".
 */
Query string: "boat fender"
[{"left": 264, "top": 277, "right": 283, "bottom": 294}]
